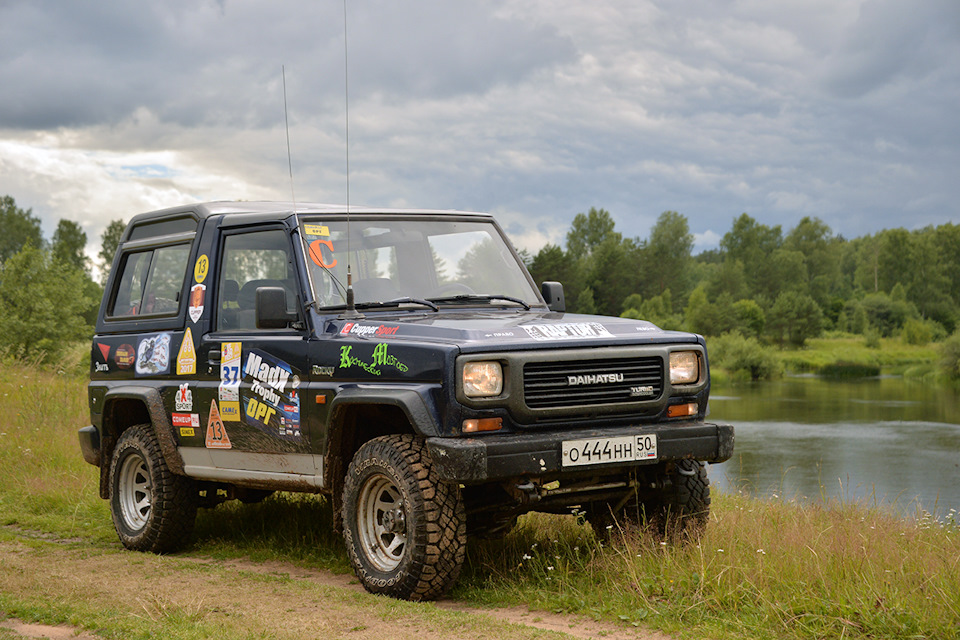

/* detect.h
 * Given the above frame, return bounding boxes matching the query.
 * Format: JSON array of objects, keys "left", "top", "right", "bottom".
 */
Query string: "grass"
[
  {"left": 2, "top": 358, "right": 960, "bottom": 639},
  {"left": 777, "top": 336, "right": 940, "bottom": 377}
]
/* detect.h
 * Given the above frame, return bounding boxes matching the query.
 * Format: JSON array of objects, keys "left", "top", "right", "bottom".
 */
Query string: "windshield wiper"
[
  {"left": 428, "top": 294, "right": 531, "bottom": 310},
  {"left": 320, "top": 298, "right": 439, "bottom": 312}
]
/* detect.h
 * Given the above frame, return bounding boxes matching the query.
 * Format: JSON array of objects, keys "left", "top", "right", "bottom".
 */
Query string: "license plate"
[{"left": 561, "top": 434, "right": 658, "bottom": 467}]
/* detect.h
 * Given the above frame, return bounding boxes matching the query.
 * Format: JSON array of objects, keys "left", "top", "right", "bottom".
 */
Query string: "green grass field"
[{"left": 2, "top": 360, "right": 959, "bottom": 639}]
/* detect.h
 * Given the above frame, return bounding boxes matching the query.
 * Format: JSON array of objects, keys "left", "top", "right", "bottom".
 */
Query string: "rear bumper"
[
  {"left": 78, "top": 425, "right": 101, "bottom": 466},
  {"left": 426, "top": 421, "right": 734, "bottom": 483}
]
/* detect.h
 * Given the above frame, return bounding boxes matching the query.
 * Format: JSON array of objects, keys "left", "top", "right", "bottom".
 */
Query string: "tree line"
[
  {"left": 0, "top": 195, "right": 123, "bottom": 361},
  {"left": 528, "top": 207, "right": 960, "bottom": 349},
  {"left": 3, "top": 193, "right": 958, "bottom": 365}
]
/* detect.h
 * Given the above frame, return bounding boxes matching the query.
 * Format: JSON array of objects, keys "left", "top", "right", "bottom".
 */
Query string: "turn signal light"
[
  {"left": 667, "top": 403, "right": 698, "bottom": 418},
  {"left": 462, "top": 418, "right": 503, "bottom": 433}
]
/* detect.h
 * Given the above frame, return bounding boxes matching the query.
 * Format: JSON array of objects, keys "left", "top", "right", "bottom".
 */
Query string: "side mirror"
[
  {"left": 256, "top": 287, "right": 298, "bottom": 329},
  {"left": 540, "top": 281, "right": 565, "bottom": 313}
]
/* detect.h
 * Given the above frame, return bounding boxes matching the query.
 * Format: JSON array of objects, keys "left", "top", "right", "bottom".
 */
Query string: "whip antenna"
[
  {"left": 282, "top": 65, "right": 297, "bottom": 212},
  {"left": 341, "top": 0, "right": 360, "bottom": 318}
]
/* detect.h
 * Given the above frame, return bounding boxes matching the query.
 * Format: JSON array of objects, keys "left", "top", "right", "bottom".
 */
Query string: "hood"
[{"left": 322, "top": 310, "right": 699, "bottom": 351}]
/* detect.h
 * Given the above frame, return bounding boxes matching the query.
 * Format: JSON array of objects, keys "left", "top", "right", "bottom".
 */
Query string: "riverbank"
[
  {"left": 709, "top": 334, "right": 944, "bottom": 383},
  {"left": 2, "top": 361, "right": 959, "bottom": 639}
]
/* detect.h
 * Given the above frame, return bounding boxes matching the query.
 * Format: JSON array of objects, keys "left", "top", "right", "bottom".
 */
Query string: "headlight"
[
  {"left": 669, "top": 351, "right": 700, "bottom": 385},
  {"left": 462, "top": 361, "right": 503, "bottom": 398}
]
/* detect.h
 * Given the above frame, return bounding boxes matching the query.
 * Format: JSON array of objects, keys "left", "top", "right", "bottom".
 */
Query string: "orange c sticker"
[{"left": 308, "top": 239, "right": 337, "bottom": 268}]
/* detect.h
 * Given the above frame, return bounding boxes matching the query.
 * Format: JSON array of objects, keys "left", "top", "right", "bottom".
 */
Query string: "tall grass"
[{"left": 2, "top": 358, "right": 960, "bottom": 639}]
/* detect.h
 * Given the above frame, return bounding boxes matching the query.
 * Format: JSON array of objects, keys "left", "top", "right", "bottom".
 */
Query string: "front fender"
[{"left": 327, "top": 385, "right": 442, "bottom": 437}]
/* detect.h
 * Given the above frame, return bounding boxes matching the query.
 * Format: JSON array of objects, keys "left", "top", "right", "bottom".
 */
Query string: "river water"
[{"left": 707, "top": 376, "right": 960, "bottom": 517}]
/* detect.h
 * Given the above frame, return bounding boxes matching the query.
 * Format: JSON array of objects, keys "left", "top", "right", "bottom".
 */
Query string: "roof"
[{"left": 127, "top": 201, "right": 492, "bottom": 225}]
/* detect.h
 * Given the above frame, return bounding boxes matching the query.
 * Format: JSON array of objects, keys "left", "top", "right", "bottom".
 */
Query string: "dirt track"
[{"left": 0, "top": 532, "right": 673, "bottom": 640}]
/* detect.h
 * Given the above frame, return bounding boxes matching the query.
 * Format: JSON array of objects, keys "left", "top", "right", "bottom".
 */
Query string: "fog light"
[
  {"left": 667, "top": 403, "right": 698, "bottom": 418},
  {"left": 462, "top": 418, "right": 503, "bottom": 433}
]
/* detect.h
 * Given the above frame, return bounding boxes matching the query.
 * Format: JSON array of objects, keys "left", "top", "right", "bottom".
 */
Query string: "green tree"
[
  {"left": 98, "top": 219, "right": 126, "bottom": 286},
  {"left": 565, "top": 207, "right": 620, "bottom": 259},
  {"left": 732, "top": 299, "right": 765, "bottom": 338},
  {"left": 767, "top": 291, "right": 823, "bottom": 347},
  {"left": 576, "top": 287, "right": 597, "bottom": 314},
  {"left": 52, "top": 219, "right": 89, "bottom": 274},
  {"left": 0, "top": 245, "right": 95, "bottom": 361},
  {"left": 720, "top": 213, "right": 783, "bottom": 296},
  {"left": 0, "top": 195, "right": 45, "bottom": 263},
  {"left": 643, "top": 211, "right": 693, "bottom": 304}
]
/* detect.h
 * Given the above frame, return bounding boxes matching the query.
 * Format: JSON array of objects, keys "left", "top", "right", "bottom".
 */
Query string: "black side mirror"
[
  {"left": 256, "top": 287, "right": 298, "bottom": 329},
  {"left": 540, "top": 281, "right": 565, "bottom": 313}
]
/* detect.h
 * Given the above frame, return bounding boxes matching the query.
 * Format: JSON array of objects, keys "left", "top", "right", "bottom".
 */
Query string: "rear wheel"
[
  {"left": 342, "top": 435, "right": 466, "bottom": 601},
  {"left": 109, "top": 424, "right": 197, "bottom": 553}
]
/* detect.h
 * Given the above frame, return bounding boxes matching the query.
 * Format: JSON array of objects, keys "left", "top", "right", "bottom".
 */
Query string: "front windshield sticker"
[
  {"left": 341, "top": 322, "right": 400, "bottom": 337},
  {"left": 242, "top": 349, "right": 301, "bottom": 440},
  {"left": 308, "top": 239, "right": 337, "bottom": 268},
  {"left": 303, "top": 223, "right": 329, "bottom": 237},
  {"left": 523, "top": 323, "right": 614, "bottom": 341},
  {"left": 135, "top": 333, "right": 171, "bottom": 375},
  {"left": 339, "top": 343, "right": 408, "bottom": 376}
]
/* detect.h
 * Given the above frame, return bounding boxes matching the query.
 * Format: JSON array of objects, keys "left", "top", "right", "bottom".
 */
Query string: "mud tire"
[
  {"left": 109, "top": 424, "right": 197, "bottom": 553},
  {"left": 342, "top": 434, "right": 466, "bottom": 601}
]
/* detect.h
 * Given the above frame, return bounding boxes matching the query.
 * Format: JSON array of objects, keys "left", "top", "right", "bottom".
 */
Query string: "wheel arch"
[
  {"left": 324, "top": 388, "right": 439, "bottom": 531},
  {"left": 98, "top": 386, "right": 183, "bottom": 499}
]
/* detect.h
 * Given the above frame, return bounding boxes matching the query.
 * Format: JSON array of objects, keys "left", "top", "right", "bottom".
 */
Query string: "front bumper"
[{"left": 426, "top": 421, "right": 734, "bottom": 484}]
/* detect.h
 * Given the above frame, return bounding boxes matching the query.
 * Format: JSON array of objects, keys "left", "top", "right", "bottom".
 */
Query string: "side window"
[
  {"left": 217, "top": 229, "right": 297, "bottom": 331},
  {"left": 109, "top": 245, "right": 190, "bottom": 317}
]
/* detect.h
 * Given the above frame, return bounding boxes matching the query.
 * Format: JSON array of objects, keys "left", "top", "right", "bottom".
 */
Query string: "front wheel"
[
  {"left": 109, "top": 424, "right": 197, "bottom": 553},
  {"left": 342, "top": 435, "right": 466, "bottom": 601}
]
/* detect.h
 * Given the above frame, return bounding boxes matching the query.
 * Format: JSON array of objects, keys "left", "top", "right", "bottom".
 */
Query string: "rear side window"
[{"left": 109, "top": 245, "right": 191, "bottom": 317}]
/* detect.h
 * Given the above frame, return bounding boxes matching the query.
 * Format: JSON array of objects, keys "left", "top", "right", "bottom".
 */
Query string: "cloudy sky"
[{"left": 1, "top": 0, "right": 958, "bottom": 264}]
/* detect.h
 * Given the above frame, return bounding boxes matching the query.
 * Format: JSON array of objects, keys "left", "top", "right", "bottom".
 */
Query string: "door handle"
[{"left": 208, "top": 349, "right": 221, "bottom": 363}]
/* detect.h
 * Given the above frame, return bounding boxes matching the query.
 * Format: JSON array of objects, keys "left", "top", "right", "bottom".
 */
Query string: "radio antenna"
[
  {"left": 341, "top": 0, "right": 361, "bottom": 318},
  {"left": 282, "top": 65, "right": 297, "bottom": 212}
]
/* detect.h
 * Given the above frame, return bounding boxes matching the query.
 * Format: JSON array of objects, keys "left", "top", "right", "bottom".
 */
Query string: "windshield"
[{"left": 299, "top": 217, "right": 541, "bottom": 309}]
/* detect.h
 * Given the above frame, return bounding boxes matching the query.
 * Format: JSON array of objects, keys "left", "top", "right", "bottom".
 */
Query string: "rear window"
[{"left": 108, "top": 245, "right": 191, "bottom": 317}]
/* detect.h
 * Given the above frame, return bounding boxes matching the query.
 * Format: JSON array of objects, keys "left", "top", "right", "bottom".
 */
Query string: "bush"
[
  {"left": 0, "top": 245, "right": 96, "bottom": 361},
  {"left": 901, "top": 318, "right": 946, "bottom": 346},
  {"left": 819, "top": 361, "right": 881, "bottom": 378},
  {"left": 939, "top": 331, "right": 960, "bottom": 381},
  {"left": 708, "top": 332, "right": 782, "bottom": 381}
]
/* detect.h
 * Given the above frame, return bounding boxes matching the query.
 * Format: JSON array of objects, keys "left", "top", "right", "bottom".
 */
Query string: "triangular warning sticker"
[
  {"left": 97, "top": 343, "right": 110, "bottom": 361},
  {"left": 177, "top": 327, "right": 197, "bottom": 375},
  {"left": 206, "top": 400, "right": 232, "bottom": 449}
]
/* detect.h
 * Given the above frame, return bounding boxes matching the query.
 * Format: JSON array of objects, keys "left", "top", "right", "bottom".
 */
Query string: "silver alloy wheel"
[
  {"left": 117, "top": 452, "right": 152, "bottom": 532},
  {"left": 357, "top": 474, "right": 407, "bottom": 572}
]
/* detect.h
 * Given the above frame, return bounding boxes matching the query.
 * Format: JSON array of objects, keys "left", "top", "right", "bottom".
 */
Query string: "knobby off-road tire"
[
  {"left": 109, "top": 423, "right": 198, "bottom": 553},
  {"left": 587, "top": 460, "right": 711, "bottom": 543},
  {"left": 342, "top": 434, "right": 466, "bottom": 601}
]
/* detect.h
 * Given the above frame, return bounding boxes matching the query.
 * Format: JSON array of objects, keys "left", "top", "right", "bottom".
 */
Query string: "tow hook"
[{"left": 515, "top": 480, "right": 540, "bottom": 505}]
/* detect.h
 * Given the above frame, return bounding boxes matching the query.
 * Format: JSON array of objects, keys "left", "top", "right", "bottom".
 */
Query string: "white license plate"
[{"left": 561, "top": 434, "right": 658, "bottom": 467}]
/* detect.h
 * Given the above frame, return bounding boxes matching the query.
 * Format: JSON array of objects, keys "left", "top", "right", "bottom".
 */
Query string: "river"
[{"left": 708, "top": 375, "right": 960, "bottom": 517}]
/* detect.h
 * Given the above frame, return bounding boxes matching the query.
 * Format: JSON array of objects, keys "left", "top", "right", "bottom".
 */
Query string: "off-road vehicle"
[{"left": 80, "top": 201, "right": 733, "bottom": 600}]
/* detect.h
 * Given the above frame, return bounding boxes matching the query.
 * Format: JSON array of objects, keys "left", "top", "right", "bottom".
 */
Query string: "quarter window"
[{"left": 109, "top": 245, "right": 190, "bottom": 317}]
